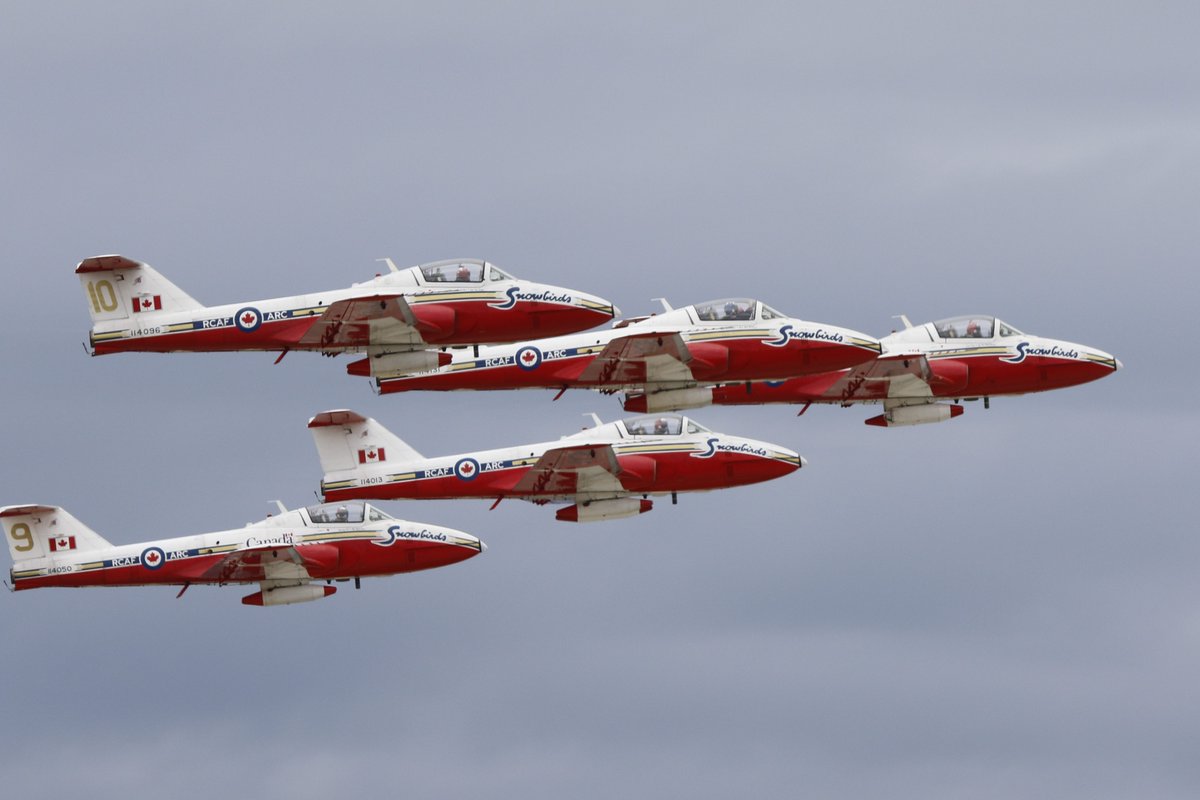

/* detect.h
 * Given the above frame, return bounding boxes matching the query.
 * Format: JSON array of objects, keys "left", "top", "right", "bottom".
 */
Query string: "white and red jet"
[
  {"left": 708, "top": 315, "right": 1122, "bottom": 426},
  {"left": 2, "top": 501, "right": 484, "bottom": 606},
  {"left": 310, "top": 409, "right": 804, "bottom": 522},
  {"left": 77, "top": 255, "right": 616, "bottom": 377},
  {"left": 372, "top": 298, "right": 882, "bottom": 412}
]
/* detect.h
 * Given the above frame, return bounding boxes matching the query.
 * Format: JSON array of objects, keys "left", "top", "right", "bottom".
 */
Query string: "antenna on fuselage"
[
  {"left": 584, "top": 412, "right": 603, "bottom": 428},
  {"left": 892, "top": 314, "right": 913, "bottom": 329},
  {"left": 272, "top": 500, "right": 288, "bottom": 514},
  {"left": 652, "top": 297, "right": 673, "bottom": 312},
  {"left": 376, "top": 257, "right": 400, "bottom": 273}
]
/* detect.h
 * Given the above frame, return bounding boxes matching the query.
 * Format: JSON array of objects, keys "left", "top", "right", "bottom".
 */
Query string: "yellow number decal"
[
  {"left": 9, "top": 522, "right": 34, "bottom": 552},
  {"left": 87, "top": 280, "right": 119, "bottom": 313}
]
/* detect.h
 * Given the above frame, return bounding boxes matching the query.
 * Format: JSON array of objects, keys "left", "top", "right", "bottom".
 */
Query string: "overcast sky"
[{"left": 2, "top": 2, "right": 1196, "bottom": 798}]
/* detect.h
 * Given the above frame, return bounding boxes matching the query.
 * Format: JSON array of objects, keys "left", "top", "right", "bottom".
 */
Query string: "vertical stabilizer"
[
  {"left": 1, "top": 505, "right": 113, "bottom": 564},
  {"left": 76, "top": 254, "right": 205, "bottom": 323},
  {"left": 307, "top": 410, "right": 424, "bottom": 477}
]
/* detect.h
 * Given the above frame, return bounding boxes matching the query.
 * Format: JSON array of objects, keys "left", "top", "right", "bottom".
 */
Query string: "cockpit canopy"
[
  {"left": 620, "top": 414, "right": 711, "bottom": 437},
  {"left": 690, "top": 298, "right": 786, "bottom": 323},
  {"left": 418, "top": 259, "right": 513, "bottom": 284},
  {"left": 932, "top": 316, "right": 1023, "bottom": 340},
  {"left": 305, "top": 500, "right": 393, "bottom": 525}
]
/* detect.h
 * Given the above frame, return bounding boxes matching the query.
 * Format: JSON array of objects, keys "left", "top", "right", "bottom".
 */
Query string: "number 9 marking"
[{"left": 9, "top": 522, "right": 34, "bottom": 552}]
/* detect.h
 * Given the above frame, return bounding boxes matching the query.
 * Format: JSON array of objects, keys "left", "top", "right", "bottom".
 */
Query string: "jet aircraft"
[
  {"left": 708, "top": 315, "right": 1121, "bottom": 426},
  {"left": 77, "top": 254, "right": 616, "bottom": 378},
  {"left": 3, "top": 501, "right": 484, "bottom": 606},
  {"left": 372, "top": 298, "right": 882, "bottom": 412},
  {"left": 310, "top": 409, "right": 804, "bottom": 522}
]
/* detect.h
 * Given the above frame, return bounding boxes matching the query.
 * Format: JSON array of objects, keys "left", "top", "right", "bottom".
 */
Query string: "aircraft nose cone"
[
  {"left": 523, "top": 286, "right": 618, "bottom": 336},
  {"left": 794, "top": 326, "right": 882, "bottom": 373},
  {"left": 577, "top": 291, "right": 619, "bottom": 319},
  {"left": 1096, "top": 349, "right": 1121, "bottom": 372},
  {"left": 766, "top": 445, "right": 805, "bottom": 478}
]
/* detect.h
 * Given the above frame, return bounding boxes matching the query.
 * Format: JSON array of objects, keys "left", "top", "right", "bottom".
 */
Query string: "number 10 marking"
[{"left": 87, "top": 280, "right": 119, "bottom": 313}]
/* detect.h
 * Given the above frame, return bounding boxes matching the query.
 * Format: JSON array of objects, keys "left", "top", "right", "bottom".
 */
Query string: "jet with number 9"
[{"left": 2, "top": 502, "right": 484, "bottom": 606}]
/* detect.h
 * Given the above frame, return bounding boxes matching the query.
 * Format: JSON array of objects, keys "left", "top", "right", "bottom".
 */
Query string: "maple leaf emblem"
[
  {"left": 56, "top": 537, "right": 68, "bottom": 547},
  {"left": 521, "top": 351, "right": 537, "bottom": 365},
  {"left": 241, "top": 312, "right": 256, "bottom": 325},
  {"left": 141, "top": 298, "right": 152, "bottom": 309},
  {"left": 366, "top": 449, "right": 377, "bottom": 460},
  {"left": 146, "top": 551, "right": 160, "bottom": 564},
  {"left": 461, "top": 462, "right": 475, "bottom": 475}
]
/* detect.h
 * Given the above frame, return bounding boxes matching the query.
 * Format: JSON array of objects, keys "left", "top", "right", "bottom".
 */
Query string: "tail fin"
[
  {"left": 307, "top": 410, "right": 424, "bottom": 477},
  {"left": 76, "top": 254, "right": 205, "bottom": 323},
  {"left": 2, "top": 505, "right": 113, "bottom": 564}
]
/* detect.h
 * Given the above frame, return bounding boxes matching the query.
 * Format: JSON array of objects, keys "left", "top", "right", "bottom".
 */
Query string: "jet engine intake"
[
  {"left": 685, "top": 343, "right": 730, "bottom": 379},
  {"left": 926, "top": 358, "right": 969, "bottom": 393},
  {"left": 409, "top": 304, "right": 457, "bottom": 340}
]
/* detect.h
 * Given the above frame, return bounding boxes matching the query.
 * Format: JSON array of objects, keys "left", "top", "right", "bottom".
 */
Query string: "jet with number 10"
[
  {"left": 372, "top": 298, "right": 882, "bottom": 412},
  {"left": 709, "top": 315, "right": 1122, "bottom": 426},
  {"left": 310, "top": 409, "right": 804, "bottom": 522},
  {"left": 76, "top": 254, "right": 616, "bottom": 377},
  {"left": 3, "top": 501, "right": 484, "bottom": 606}
]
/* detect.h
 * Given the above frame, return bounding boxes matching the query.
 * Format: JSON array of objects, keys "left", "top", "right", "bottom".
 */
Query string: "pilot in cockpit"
[
  {"left": 456, "top": 265, "right": 472, "bottom": 282},
  {"left": 335, "top": 506, "right": 349, "bottom": 522},
  {"left": 654, "top": 418, "right": 670, "bottom": 435}
]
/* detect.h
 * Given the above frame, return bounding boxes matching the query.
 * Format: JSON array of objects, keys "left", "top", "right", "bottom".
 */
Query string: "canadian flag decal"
[
  {"left": 358, "top": 447, "right": 386, "bottom": 464},
  {"left": 131, "top": 294, "right": 162, "bottom": 313},
  {"left": 48, "top": 535, "right": 77, "bottom": 552}
]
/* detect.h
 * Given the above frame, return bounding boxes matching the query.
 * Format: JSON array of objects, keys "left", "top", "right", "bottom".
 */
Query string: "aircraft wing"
[
  {"left": 195, "top": 543, "right": 340, "bottom": 584},
  {"left": 575, "top": 331, "right": 694, "bottom": 387},
  {"left": 823, "top": 351, "right": 962, "bottom": 403},
  {"left": 511, "top": 444, "right": 625, "bottom": 499},
  {"left": 298, "top": 294, "right": 423, "bottom": 351}
]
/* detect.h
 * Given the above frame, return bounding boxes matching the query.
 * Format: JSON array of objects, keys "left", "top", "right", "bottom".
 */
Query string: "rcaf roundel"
[
  {"left": 234, "top": 306, "right": 263, "bottom": 333},
  {"left": 454, "top": 458, "right": 480, "bottom": 481},
  {"left": 516, "top": 345, "right": 542, "bottom": 371},
  {"left": 141, "top": 547, "right": 166, "bottom": 570}
]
